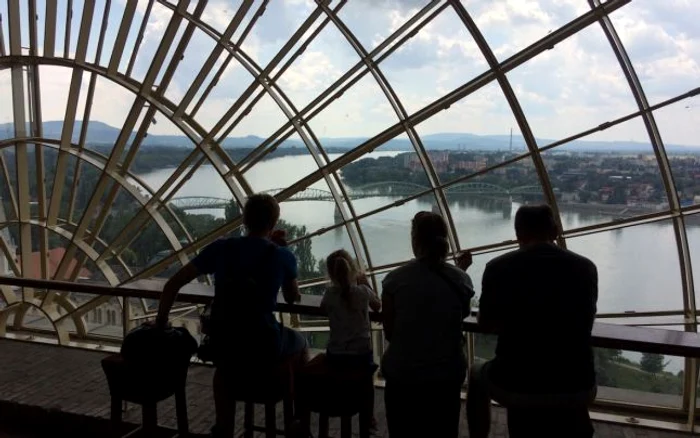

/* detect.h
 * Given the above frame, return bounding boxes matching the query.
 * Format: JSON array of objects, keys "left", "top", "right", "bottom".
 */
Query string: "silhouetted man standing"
[{"left": 467, "top": 205, "right": 598, "bottom": 438}]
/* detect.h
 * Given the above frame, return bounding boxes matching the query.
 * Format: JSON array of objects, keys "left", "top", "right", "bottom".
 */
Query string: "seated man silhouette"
[
  {"left": 467, "top": 205, "right": 598, "bottom": 438},
  {"left": 155, "top": 193, "right": 307, "bottom": 438}
]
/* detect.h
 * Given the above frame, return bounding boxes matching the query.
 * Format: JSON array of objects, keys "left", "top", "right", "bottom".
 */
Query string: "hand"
[
  {"left": 456, "top": 250, "right": 473, "bottom": 271},
  {"left": 357, "top": 272, "right": 370, "bottom": 286},
  {"left": 270, "top": 229, "right": 288, "bottom": 247}
]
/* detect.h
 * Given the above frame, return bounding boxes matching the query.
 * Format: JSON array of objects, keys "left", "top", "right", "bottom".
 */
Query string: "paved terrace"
[{"left": 0, "top": 339, "right": 691, "bottom": 438}]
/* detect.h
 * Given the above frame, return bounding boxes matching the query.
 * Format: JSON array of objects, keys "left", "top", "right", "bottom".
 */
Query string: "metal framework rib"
[{"left": 0, "top": 1, "right": 699, "bottom": 422}]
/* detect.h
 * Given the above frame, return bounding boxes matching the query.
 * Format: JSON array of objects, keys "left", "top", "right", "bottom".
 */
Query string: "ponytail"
[{"left": 326, "top": 250, "right": 358, "bottom": 301}]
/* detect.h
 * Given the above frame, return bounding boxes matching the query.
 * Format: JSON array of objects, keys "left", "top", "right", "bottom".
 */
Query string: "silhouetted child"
[{"left": 321, "top": 249, "right": 381, "bottom": 429}]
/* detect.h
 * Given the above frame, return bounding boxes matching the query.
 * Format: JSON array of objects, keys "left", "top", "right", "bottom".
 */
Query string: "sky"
[{"left": 0, "top": 0, "right": 698, "bottom": 147}]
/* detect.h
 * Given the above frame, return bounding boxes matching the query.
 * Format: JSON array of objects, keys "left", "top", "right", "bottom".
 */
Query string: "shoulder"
[
  {"left": 561, "top": 248, "right": 597, "bottom": 271},
  {"left": 485, "top": 249, "right": 521, "bottom": 271},
  {"left": 276, "top": 245, "right": 296, "bottom": 260},
  {"left": 385, "top": 260, "right": 419, "bottom": 280}
]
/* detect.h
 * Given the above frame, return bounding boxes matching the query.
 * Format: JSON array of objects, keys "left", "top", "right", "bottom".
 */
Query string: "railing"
[{"left": 1, "top": 274, "right": 700, "bottom": 432}]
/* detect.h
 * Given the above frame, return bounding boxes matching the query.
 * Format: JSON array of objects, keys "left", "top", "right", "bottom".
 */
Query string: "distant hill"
[{"left": 0, "top": 121, "right": 698, "bottom": 153}]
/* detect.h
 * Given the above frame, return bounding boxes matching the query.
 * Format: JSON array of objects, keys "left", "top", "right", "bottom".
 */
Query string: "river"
[{"left": 140, "top": 152, "right": 700, "bottom": 368}]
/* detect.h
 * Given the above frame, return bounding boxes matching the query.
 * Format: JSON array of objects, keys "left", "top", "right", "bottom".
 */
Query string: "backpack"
[
  {"left": 198, "top": 241, "right": 278, "bottom": 363},
  {"left": 121, "top": 323, "right": 198, "bottom": 367}
]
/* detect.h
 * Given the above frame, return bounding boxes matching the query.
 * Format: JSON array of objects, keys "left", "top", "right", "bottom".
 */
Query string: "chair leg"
[
  {"left": 110, "top": 396, "right": 122, "bottom": 437},
  {"left": 319, "top": 414, "right": 330, "bottom": 438},
  {"left": 265, "top": 402, "right": 276, "bottom": 438},
  {"left": 244, "top": 402, "right": 254, "bottom": 438},
  {"left": 359, "top": 406, "right": 371, "bottom": 438},
  {"left": 340, "top": 416, "right": 352, "bottom": 438},
  {"left": 142, "top": 402, "right": 158, "bottom": 432},
  {"left": 175, "top": 386, "right": 189, "bottom": 436}
]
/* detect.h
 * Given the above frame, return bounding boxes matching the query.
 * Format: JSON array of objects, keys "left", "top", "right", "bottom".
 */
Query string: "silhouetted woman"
[{"left": 381, "top": 211, "right": 474, "bottom": 437}]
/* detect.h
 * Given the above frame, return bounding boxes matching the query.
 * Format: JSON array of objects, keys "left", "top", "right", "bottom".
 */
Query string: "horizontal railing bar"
[{"left": 2, "top": 276, "right": 700, "bottom": 358}]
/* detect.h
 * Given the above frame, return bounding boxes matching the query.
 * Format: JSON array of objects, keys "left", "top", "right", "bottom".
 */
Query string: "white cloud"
[{"left": 1, "top": 0, "right": 697, "bottom": 146}]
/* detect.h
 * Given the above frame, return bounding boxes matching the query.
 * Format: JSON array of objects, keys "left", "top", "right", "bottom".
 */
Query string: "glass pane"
[
  {"left": 379, "top": 6, "right": 485, "bottom": 115},
  {"left": 358, "top": 192, "right": 440, "bottom": 269},
  {"left": 277, "top": 17, "right": 357, "bottom": 111},
  {"left": 338, "top": 1, "right": 431, "bottom": 52},
  {"left": 128, "top": 3, "right": 174, "bottom": 83},
  {"left": 0, "top": 70, "right": 12, "bottom": 140},
  {"left": 164, "top": 29, "right": 217, "bottom": 104},
  {"left": 279, "top": 177, "right": 346, "bottom": 233},
  {"left": 305, "top": 73, "right": 398, "bottom": 155},
  {"left": 222, "top": 91, "right": 292, "bottom": 166},
  {"left": 40, "top": 66, "right": 73, "bottom": 140},
  {"left": 685, "top": 214, "right": 700, "bottom": 310},
  {"left": 609, "top": 0, "right": 700, "bottom": 105},
  {"left": 447, "top": 156, "right": 544, "bottom": 250},
  {"left": 542, "top": 116, "right": 669, "bottom": 231},
  {"left": 655, "top": 101, "right": 700, "bottom": 208},
  {"left": 508, "top": 23, "right": 637, "bottom": 143},
  {"left": 242, "top": 139, "right": 321, "bottom": 196},
  {"left": 240, "top": 0, "right": 314, "bottom": 69},
  {"left": 189, "top": 54, "right": 251, "bottom": 132},
  {"left": 565, "top": 220, "right": 683, "bottom": 314},
  {"left": 201, "top": 1, "right": 245, "bottom": 35},
  {"left": 471, "top": 0, "right": 588, "bottom": 61},
  {"left": 413, "top": 80, "right": 528, "bottom": 187},
  {"left": 595, "top": 349, "right": 682, "bottom": 409},
  {"left": 85, "top": 76, "right": 138, "bottom": 153}
]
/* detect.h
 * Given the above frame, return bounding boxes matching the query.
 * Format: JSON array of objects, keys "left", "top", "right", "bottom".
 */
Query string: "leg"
[
  {"left": 283, "top": 395, "right": 294, "bottom": 433},
  {"left": 213, "top": 368, "right": 236, "bottom": 437},
  {"left": 244, "top": 402, "right": 254, "bottom": 438},
  {"left": 142, "top": 402, "right": 157, "bottom": 432},
  {"left": 359, "top": 378, "right": 373, "bottom": 438},
  {"left": 318, "top": 414, "right": 330, "bottom": 438},
  {"left": 466, "top": 362, "right": 492, "bottom": 438},
  {"left": 175, "top": 385, "right": 189, "bottom": 436},
  {"left": 265, "top": 402, "right": 277, "bottom": 438},
  {"left": 340, "top": 416, "right": 352, "bottom": 438},
  {"left": 385, "top": 380, "right": 414, "bottom": 438},
  {"left": 280, "top": 326, "right": 310, "bottom": 366},
  {"left": 109, "top": 396, "right": 122, "bottom": 437}
]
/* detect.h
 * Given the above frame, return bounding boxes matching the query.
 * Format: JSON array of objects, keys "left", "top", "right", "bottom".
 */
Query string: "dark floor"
[{"left": 0, "top": 339, "right": 692, "bottom": 437}]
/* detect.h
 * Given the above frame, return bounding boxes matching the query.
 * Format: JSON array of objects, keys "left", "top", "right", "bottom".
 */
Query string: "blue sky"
[{"left": 0, "top": 0, "right": 698, "bottom": 146}]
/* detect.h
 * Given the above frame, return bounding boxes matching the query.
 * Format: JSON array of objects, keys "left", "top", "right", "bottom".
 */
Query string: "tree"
[
  {"left": 640, "top": 353, "right": 666, "bottom": 375},
  {"left": 594, "top": 348, "right": 621, "bottom": 387}
]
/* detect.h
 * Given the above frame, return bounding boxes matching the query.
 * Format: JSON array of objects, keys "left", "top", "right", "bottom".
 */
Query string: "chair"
[
  {"left": 218, "top": 357, "right": 296, "bottom": 438},
  {"left": 101, "top": 353, "right": 190, "bottom": 437},
  {"left": 295, "top": 355, "right": 376, "bottom": 438}
]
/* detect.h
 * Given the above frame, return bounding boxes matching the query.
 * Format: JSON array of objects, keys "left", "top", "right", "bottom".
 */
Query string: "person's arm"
[
  {"left": 156, "top": 240, "right": 222, "bottom": 327},
  {"left": 320, "top": 289, "right": 329, "bottom": 313},
  {"left": 381, "top": 276, "right": 396, "bottom": 342},
  {"left": 280, "top": 249, "right": 301, "bottom": 304},
  {"left": 155, "top": 263, "right": 201, "bottom": 327},
  {"left": 587, "top": 262, "right": 599, "bottom": 332},
  {"left": 477, "top": 263, "right": 503, "bottom": 333},
  {"left": 364, "top": 284, "right": 382, "bottom": 313}
]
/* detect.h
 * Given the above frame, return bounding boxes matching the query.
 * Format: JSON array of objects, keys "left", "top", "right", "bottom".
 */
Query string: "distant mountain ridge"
[{"left": 0, "top": 121, "right": 698, "bottom": 153}]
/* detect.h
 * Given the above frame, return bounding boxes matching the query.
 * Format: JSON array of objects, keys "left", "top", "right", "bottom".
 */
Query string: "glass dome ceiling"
[{"left": 0, "top": 0, "right": 699, "bottom": 331}]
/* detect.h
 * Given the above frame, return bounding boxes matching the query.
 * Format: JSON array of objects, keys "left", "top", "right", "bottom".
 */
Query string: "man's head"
[
  {"left": 411, "top": 211, "right": 449, "bottom": 263},
  {"left": 243, "top": 194, "right": 280, "bottom": 235},
  {"left": 514, "top": 204, "right": 558, "bottom": 245}
]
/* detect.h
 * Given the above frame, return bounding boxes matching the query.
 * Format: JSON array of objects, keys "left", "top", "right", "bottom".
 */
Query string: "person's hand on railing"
[{"left": 457, "top": 250, "right": 473, "bottom": 271}]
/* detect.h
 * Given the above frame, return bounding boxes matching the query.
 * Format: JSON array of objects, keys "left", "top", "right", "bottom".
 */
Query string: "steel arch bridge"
[{"left": 169, "top": 182, "right": 542, "bottom": 211}]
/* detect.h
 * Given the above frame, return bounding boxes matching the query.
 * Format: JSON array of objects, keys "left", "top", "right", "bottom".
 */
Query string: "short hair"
[
  {"left": 514, "top": 205, "right": 558, "bottom": 241},
  {"left": 243, "top": 194, "right": 280, "bottom": 234},
  {"left": 411, "top": 211, "right": 449, "bottom": 262}
]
